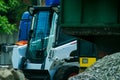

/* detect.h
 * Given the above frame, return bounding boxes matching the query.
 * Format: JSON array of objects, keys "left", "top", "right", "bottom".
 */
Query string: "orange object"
[{"left": 16, "top": 40, "right": 28, "bottom": 46}]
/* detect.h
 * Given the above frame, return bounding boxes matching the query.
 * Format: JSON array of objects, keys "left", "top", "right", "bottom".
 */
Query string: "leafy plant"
[
  {"left": 0, "top": 0, "right": 33, "bottom": 34},
  {"left": 0, "top": 0, "right": 19, "bottom": 34},
  {"left": 0, "top": 16, "right": 16, "bottom": 34}
]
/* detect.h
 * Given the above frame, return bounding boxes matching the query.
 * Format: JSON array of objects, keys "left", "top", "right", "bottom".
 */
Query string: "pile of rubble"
[
  {"left": 69, "top": 52, "right": 120, "bottom": 80},
  {"left": 0, "top": 66, "right": 27, "bottom": 80}
]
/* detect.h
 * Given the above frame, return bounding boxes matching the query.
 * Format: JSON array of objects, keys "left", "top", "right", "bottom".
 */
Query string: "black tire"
[{"left": 53, "top": 66, "right": 79, "bottom": 80}]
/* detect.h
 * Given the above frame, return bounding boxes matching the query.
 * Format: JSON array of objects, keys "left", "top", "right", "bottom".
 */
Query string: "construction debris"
[
  {"left": 69, "top": 52, "right": 120, "bottom": 80},
  {"left": 0, "top": 66, "right": 27, "bottom": 80}
]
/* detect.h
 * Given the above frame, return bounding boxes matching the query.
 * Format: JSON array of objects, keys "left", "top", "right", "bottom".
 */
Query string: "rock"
[
  {"left": 0, "top": 68, "right": 14, "bottom": 80},
  {"left": 0, "top": 67, "right": 27, "bottom": 80},
  {"left": 69, "top": 52, "right": 120, "bottom": 80},
  {"left": 11, "top": 69, "right": 26, "bottom": 80}
]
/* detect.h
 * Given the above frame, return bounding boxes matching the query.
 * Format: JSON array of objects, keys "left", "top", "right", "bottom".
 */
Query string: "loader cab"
[{"left": 26, "top": 6, "right": 54, "bottom": 63}]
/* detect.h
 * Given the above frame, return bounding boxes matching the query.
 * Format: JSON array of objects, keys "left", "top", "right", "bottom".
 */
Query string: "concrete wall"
[
  {"left": 0, "top": 32, "right": 18, "bottom": 44},
  {"left": 0, "top": 32, "right": 18, "bottom": 65}
]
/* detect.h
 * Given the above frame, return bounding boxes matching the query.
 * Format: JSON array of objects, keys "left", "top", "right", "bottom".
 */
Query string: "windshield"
[
  {"left": 27, "top": 11, "right": 51, "bottom": 61},
  {"left": 54, "top": 25, "right": 76, "bottom": 47}
]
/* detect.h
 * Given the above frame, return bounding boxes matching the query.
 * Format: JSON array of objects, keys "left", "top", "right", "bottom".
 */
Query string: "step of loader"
[{"left": 22, "top": 69, "right": 50, "bottom": 80}]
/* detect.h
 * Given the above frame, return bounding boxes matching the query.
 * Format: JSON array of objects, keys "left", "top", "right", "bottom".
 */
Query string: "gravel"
[{"left": 69, "top": 52, "right": 120, "bottom": 80}]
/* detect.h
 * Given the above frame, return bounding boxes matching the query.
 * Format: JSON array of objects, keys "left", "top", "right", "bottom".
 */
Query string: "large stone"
[
  {"left": 0, "top": 67, "right": 27, "bottom": 80},
  {"left": 11, "top": 69, "right": 26, "bottom": 80},
  {"left": 69, "top": 52, "right": 120, "bottom": 80},
  {"left": 0, "top": 68, "right": 14, "bottom": 80}
]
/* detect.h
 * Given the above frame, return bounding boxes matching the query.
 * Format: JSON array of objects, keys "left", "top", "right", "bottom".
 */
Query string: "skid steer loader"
[{"left": 12, "top": 6, "right": 97, "bottom": 80}]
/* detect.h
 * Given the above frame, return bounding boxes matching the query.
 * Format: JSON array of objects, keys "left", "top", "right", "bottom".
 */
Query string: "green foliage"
[
  {"left": 0, "top": 0, "right": 32, "bottom": 34},
  {"left": 0, "top": 0, "right": 19, "bottom": 34},
  {"left": 0, "top": 1, "right": 9, "bottom": 12},
  {"left": 30, "top": 0, "right": 37, "bottom": 5},
  {"left": 0, "top": 16, "right": 17, "bottom": 34},
  {"left": 8, "top": 0, "right": 19, "bottom": 8}
]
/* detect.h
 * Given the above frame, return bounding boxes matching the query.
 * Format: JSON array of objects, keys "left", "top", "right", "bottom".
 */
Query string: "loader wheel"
[{"left": 53, "top": 66, "right": 79, "bottom": 80}]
